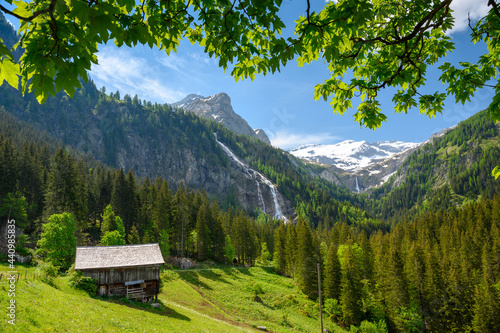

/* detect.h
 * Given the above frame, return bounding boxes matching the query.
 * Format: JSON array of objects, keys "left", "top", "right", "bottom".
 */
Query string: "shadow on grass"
[
  {"left": 177, "top": 271, "right": 213, "bottom": 290},
  {"left": 196, "top": 269, "right": 233, "bottom": 285},
  {"left": 99, "top": 297, "right": 191, "bottom": 321},
  {"left": 236, "top": 267, "right": 254, "bottom": 277}
]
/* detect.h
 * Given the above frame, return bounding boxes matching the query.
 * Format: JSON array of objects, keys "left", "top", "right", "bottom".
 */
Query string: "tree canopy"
[{"left": 0, "top": 0, "right": 499, "bottom": 132}]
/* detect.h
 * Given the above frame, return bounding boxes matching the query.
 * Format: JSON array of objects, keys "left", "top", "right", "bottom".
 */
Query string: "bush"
[
  {"left": 252, "top": 283, "right": 264, "bottom": 295},
  {"left": 36, "top": 261, "right": 59, "bottom": 285},
  {"left": 68, "top": 270, "right": 97, "bottom": 295}
]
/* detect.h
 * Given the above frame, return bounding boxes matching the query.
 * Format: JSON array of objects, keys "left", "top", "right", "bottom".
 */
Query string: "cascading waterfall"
[
  {"left": 256, "top": 181, "right": 266, "bottom": 213},
  {"left": 215, "top": 133, "right": 286, "bottom": 221},
  {"left": 355, "top": 176, "right": 360, "bottom": 193}
]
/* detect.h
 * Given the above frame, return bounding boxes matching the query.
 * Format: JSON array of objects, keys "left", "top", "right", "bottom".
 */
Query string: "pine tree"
[
  {"left": 195, "top": 201, "right": 210, "bottom": 261},
  {"left": 128, "top": 224, "right": 142, "bottom": 244},
  {"left": 224, "top": 235, "right": 236, "bottom": 264},
  {"left": 209, "top": 199, "right": 225, "bottom": 262},
  {"left": 285, "top": 224, "right": 298, "bottom": 278},
  {"left": 173, "top": 182, "right": 189, "bottom": 257},
  {"left": 472, "top": 243, "right": 500, "bottom": 332},
  {"left": 324, "top": 243, "right": 341, "bottom": 301},
  {"left": 338, "top": 243, "right": 365, "bottom": 327},
  {"left": 44, "top": 148, "right": 80, "bottom": 219},
  {"left": 101, "top": 204, "right": 117, "bottom": 234},
  {"left": 158, "top": 229, "right": 170, "bottom": 259},
  {"left": 295, "top": 218, "right": 318, "bottom": 299},
  {"left": 273, "top": 224, "right": 287, "bottom": 274}
]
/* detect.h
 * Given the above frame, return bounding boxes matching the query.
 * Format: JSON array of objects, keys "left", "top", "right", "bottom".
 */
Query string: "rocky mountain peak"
[{"left": 173, "top": 93, "right": 271, "bottom": 145}]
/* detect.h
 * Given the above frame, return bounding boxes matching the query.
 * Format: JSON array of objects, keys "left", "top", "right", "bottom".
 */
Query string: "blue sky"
[{"left": 4, "top": 0, "right": 494, "bottom": 149}]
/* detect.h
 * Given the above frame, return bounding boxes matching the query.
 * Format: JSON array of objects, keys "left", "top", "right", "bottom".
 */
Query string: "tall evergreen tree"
[
  {"left": 338, "top": 243, "right": 365, "bottom": 327},
  {"left": 44, "top": 148, "right": 80, "bottom": 220},
  {"left": 295, "top": 218, "right": 318, "bottom": 299},
  {"left": 285, "top": 224, "right": 298, "bottom": 278},
  {"left": 273, "top": 223, "right": 287, "bottom": 274},
  {"left": 324, "top": 243, "right": 341, "bottom": 301}
]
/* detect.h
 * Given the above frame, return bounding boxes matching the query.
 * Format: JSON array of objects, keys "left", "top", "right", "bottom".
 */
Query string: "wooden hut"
[{"left": 74, "top": 243, "right": 165, "bottom": 302}]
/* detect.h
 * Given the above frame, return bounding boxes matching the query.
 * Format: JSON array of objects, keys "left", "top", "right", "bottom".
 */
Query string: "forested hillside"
[
  {"left": 366, "top": 110, "right": 500, "bottom": 222},
  {"left": 288, "top": 193, "right": 500, "bottom": 332}
]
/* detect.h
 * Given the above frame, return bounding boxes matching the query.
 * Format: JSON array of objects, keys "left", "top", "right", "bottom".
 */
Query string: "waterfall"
[
  {"left": 355, "top": 176, "right": 360, "bottom": 193},
  {"left": 215, "top": 133, "right": 286, "bottom": 221},
  {"left": 256, "top": 181, "right": 266, "bottom": 213}
]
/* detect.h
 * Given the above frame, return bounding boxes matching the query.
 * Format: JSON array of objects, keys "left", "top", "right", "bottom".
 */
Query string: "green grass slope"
[{"left": 0, "top": 264, "right": 345, "bottom": 332}]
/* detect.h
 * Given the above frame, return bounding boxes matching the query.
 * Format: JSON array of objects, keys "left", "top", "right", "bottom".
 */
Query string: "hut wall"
[{"left": 81, "top": 266, "right": 160, "bottom": 285}]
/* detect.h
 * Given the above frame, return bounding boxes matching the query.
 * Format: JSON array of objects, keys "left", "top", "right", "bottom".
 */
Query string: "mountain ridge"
[{"left": 173, "top": 92, "right": 271, "bottom": 145}]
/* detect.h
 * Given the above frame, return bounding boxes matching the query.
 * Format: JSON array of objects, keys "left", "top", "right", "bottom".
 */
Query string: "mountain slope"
[
  {"left": 0, "top": 83, "right": 293, "bottom": 218},
  {"left": 366, "top": 110, "right": 500, "bottom": 219}
]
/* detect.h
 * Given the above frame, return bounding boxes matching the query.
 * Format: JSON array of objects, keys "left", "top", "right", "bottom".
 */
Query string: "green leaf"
[
  {"left": 30, "top": 74, "right": 55, "bottom": 104},
  {"left": 493, "top": 166, "right": 500, "bottom": 180},
  {"left": 0, "top": 58, "right": 20, "bottom": 88}
]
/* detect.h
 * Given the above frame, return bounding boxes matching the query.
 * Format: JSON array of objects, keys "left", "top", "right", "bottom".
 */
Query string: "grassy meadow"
[{"left": 0, "top": 263, "right": 347, "bottom": 332}]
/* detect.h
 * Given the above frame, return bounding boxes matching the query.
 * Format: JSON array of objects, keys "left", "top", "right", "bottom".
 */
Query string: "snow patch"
[{"left": 290, "top": 140, "right": 420, "bottom": 172}]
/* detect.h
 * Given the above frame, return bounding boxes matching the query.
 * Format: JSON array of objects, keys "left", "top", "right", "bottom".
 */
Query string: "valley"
[{"left": 0, "top": 8, "right": 500, "bottom": 333}]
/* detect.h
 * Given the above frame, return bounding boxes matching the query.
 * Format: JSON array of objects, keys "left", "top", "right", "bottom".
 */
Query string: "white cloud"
[
  {"left": 269, "top": 130, "right": 341, "bottom": 150},
  {"left": 450, "top": 0, "right": 489, "bottom": 33},
  {"left": 91, "top": 47, "right": 187, "bottom": 103}
]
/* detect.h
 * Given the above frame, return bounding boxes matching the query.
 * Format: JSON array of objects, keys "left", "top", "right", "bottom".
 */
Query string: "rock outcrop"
[{"left": 174, "top": 93, "right": 271, "bottom": 145}]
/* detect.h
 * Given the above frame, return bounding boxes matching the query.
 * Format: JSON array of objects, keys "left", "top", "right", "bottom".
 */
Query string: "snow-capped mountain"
[
  {"left": 290, "top": 140, "right": 420, "bottom": 172},
  {"left": 172, "top": 93, "right": 271, "bottom": 144}
]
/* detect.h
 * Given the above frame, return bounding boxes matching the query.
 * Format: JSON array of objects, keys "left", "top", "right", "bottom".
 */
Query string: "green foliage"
[
  {"left": 100, "top": 204, "right": 117, "bottom": 234},
  {"left": 36, "top": 212, "right": 77, "bottom": 270},
  {"left": 223, "top": 235, "right": 235, "bottom": 264},
  {"left": 324, "top": 298, "right": 341, "bottom": 321},
  {"left": 493, "top": 165, "right": 500, "bottom": 179},
  {"left": 158, "top": 229, "right": 170, "bottom": 259},
  {"left": 0, "top": 191, "right": 27, "bottom": 227},
  {"left": 350, "top": 320, "right": 388, "bottom": 333},
  {"left": 127, "top": 224, "right": 142, "bottom": 244},
  {"left": 99, "top": 204, "right": 126, "bottom": 245},
  {"left": 36, "top": 260, "right": 59, "bottom": 285},
  {"left": 338, "top": 243, "right": 365, "bottom": 326},
  {"left": 68, "top": 270, "right": 97, "bottom": 295},
  {"left": 258, "top": 242, "right": 271, "bottom": 265},
  {"left": 100, "top": 230, "right": 126, "bottom": 246}
]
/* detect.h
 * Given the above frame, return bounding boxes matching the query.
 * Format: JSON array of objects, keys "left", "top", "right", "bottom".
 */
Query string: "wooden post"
[
  {"left": 317, "top": 263, "right": 323, "bottom": 333},
  {"left": 155, "top": 280, "right": 159, "bottom": 302}
]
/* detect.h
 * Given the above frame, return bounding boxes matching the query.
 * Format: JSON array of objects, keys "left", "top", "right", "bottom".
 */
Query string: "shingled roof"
[{"left": 74, "top": 243, "right": 165, "bottom": 270}]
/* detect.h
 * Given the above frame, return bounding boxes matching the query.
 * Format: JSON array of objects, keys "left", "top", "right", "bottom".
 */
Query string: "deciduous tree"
[{"left": 36, "top": 212, "right": 77, "bottom": 269}]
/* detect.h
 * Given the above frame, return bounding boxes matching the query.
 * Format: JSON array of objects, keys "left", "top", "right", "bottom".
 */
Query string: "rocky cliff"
[{"left": 173, "top": 93, "right": 271, "bottom": 145}]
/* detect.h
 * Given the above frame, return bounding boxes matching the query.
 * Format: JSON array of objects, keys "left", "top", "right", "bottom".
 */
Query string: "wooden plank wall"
[{"left": 81, "top": 267, "right": 160, "bottom": 285}]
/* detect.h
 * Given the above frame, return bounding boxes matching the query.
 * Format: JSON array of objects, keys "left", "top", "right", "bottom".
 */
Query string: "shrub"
[
  {"left": 68, "top": 270, "right": 97, "bottom": 295},
  {"left": 37, "top": 261, "right": 59, "bottom": 286},
  {"left": 252, "top": 283, "right": 264, "bottom": 295}
]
